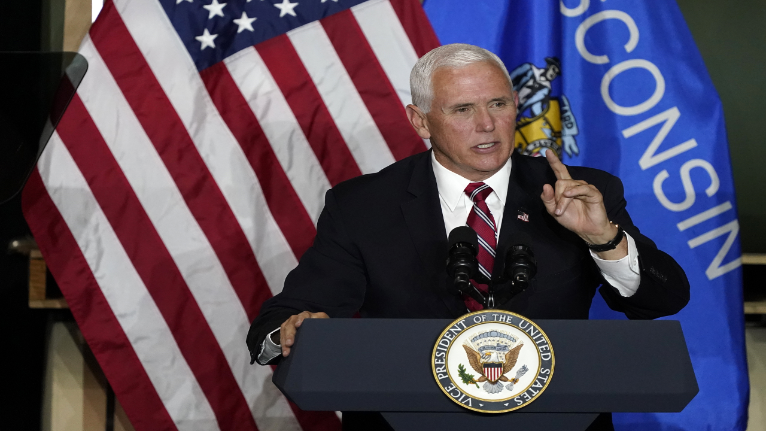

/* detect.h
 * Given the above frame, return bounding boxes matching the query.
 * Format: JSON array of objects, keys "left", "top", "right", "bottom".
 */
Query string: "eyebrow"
[
  {"left": 444, "top": 96, "right": 513, "bottom": 111},
  {"left": 445, "top": 102, "right": 474, "bottom": 111},
  {"left": 489, "top": 96, "right": 513, "bottom": 103}
]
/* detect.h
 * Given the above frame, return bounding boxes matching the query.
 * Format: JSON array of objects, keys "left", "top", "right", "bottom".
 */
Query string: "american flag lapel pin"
[{"left": 517, "top": 209, "right": 529, "bottom": 222}]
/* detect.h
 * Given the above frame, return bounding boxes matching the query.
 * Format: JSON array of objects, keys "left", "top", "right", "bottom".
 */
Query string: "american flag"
[{"left": 21, "top": 0, "right": 438, "bottom": 429}]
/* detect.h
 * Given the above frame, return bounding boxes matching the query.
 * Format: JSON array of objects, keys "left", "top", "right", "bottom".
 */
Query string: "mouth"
[{"left": 475, "top": 142, "right": 497, "bottom": 150}]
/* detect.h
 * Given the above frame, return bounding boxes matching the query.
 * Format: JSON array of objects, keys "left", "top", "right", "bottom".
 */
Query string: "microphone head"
[
  {"left": 448, "top": 226, "right": 478, "bottom": 251},
  {"left": 504, "top": 235, "right": 537, "bottom": 283},
  {"left": 446, "top": 226, "right": 480, "bottom": 295}
]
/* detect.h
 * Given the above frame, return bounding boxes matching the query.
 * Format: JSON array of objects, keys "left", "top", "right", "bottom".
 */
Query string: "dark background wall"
[
  {"left": 676, "top": 0, "right": 766, "bottom": 254},
  {"left": 1, "top": 3, "right": 47, "bottom": 431}
]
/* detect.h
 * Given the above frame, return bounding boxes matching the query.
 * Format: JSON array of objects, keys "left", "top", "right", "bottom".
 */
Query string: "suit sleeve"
[
  {"left": 596, "top": 174, "right": 690, "bottom": 319},
  {"left": 246, "top": 189, "right": 367, "bottom": 364}
]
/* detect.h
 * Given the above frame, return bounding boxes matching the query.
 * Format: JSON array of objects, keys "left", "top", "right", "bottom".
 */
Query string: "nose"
[{"left": 475, "top": 108, "right": 495, "bottom": 133}]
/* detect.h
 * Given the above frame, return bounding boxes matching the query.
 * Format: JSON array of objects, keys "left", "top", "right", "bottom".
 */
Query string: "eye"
[
  {"left": 455, "top": 107, "right": 470, "bottom": 113},
  {"left": 490, "top": 101, "right": 506, "bottom": 108}
]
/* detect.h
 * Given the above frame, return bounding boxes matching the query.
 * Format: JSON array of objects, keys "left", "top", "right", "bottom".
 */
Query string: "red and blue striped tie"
[{"left": 464, "top": 182, "right": 497, "bottom": 311}]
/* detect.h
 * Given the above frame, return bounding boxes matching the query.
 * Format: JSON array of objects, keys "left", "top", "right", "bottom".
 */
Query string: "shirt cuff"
[
  {"left": 590, "top": 232, "right": 641, "bottom": 297},
  {"left": 256, "top": 327, "right": 282, "bottom": 365}
]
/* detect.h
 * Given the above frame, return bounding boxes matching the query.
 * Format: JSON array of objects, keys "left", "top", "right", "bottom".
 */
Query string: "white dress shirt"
[
  {"left": 256, "top": 154, "right": 642, "bottom": 365},
  {"left": 430, "top": 152, "right": 640, "bottom": 296}
]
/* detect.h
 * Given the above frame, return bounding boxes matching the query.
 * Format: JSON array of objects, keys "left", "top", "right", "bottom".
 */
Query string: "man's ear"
[
  {"left": 513, "top": 90, "right": 519, "bottom": 109},
  {"left": 406, "top": 104, "right": 431, "bottom": 140}
]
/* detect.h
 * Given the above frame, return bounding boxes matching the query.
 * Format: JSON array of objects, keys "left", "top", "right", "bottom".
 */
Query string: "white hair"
[{"left": 410, "top": 43, "right": 511, "bottom": 113}]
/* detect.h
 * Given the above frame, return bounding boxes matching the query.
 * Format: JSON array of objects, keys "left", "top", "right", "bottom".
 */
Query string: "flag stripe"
[
  {"left": 115, "top": 0, "right": 299, "bottom": 297},
  {"left": 223, "top": 45, "right": 333, "bottom": 222},
  {"left": 209, "top": 44, "right": 314, "bottom": 293},
  {"left": 55, "top": 98, "right": 256, "bottom": 431},
  {"left": 34, "top": 136, "right": 220, "bottom": 431},
  {"left": 87, "top": 9, "right": 307, "bottom": 429},
  {"left": 254, "top": 37, "right": 362, "bottom": 188},
  {"left": 288, "top": 22, "right": 396, "bottom": 174},
  {"left": 23, "top": 171, "right": 181, "bottom": 431},
  {"left": 90, "top": 4, "right": 268, "bottom": 325},
  {"left": 200, "top": 52, "right": 340, "bottom": 427},
  {"left": 389, "top": 0, "right": 441, "bottom": 57},
  {"left": 200, "top": 61, "right": 317, "bottom": 261},
  {"left": 90, "top": 0, "right": 255, "bottom": 357},
  {"left": 322, "top": 10, "right": 426, "bottom": 161},
  {"left": 74, "top": 34, "right": 263, "bottom": 342},
  {"left": 23, "top": 1, "right": 440, "bottom": 430},
  {"left": 86, "top": 7, "right": 293, "bottom": 426},
  {"left": 59, "top": 90, "right": 300, "bottom": 429},
  {"left": 102, "top": 0, "right": 320, "bottom": 427},
  {"left": 58, "top": 38, "right": 234, "bottom": 430},
  {"left": 352, "top": 0, "right": 421, "bottom": 112}
]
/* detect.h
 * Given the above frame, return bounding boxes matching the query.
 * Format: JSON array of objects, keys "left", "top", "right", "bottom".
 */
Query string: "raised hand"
[{"left": 540, "top": 149, "right": 627, "bottom": 259}]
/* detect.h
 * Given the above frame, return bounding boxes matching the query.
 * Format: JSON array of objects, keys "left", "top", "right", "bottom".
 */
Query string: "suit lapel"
[
  {"left": 494, "top": 152, "right": 543, "bottom": 279},
  {"left": 401, "top": 152, "right": 466, "bottom": 317}
]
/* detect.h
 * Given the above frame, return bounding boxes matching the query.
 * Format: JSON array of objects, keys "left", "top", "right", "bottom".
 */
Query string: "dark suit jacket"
[{"left": 247, "top": 150, "right": 690, "bottom": 360}]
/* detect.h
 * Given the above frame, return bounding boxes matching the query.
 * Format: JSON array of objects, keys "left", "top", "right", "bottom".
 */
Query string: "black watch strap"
[{"left": 587, "top": 224, "right": 625, "bottom": 252}]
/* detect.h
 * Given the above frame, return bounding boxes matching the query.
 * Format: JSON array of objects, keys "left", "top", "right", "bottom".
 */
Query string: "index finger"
[{"left": 545, "top": 148, "right": 571, "bottom": 180}]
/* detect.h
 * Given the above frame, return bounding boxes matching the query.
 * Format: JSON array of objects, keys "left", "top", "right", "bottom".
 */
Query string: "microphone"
[
  {"left": 446, "top": 226, "right": 478, "bottom": 291},
  {"left": 501, "top": 232, "right": 537, "bottom": 300},
  {"left": 446, "top": 226, "right": 486, "bottom": 306},
  {"left": 505, "top": 244, "right": 537, "bottom": 288}
]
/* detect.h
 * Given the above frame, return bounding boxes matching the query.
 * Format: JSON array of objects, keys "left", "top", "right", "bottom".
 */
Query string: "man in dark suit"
[{"left": 246, "top": 44, "right": 689, "bottom": 430}]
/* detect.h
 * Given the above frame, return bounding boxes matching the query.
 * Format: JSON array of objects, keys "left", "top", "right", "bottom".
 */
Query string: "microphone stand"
[
  {"left": 474, "top": 244, "right": 537, "bottom": 309},
  {"left": 445, "top": 227, "right": 536, "bottom": 311}
]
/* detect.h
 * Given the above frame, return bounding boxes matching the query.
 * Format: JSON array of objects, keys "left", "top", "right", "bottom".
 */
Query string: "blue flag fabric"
[{"left": 424, "top": 1, "right": 748, "bottom": 429}]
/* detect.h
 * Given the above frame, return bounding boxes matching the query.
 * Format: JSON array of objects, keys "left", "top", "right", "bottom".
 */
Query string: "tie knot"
[{"left": 464, "top": 182, "right": 493, "bottom": 202}]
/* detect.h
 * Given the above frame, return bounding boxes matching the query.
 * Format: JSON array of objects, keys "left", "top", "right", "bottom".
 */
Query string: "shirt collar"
[{"left": 431, "top": 152, "right": 512, "bottom": 211}]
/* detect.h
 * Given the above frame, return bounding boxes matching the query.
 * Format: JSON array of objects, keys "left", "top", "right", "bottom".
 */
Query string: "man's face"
[{"left": 407, "top": 61, "right": 518, "bottom": 181}]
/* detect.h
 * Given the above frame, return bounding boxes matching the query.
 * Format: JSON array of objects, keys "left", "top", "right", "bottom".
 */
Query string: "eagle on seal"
[{"left": 462, "top": 343, "right": 524, "bottom": 384}]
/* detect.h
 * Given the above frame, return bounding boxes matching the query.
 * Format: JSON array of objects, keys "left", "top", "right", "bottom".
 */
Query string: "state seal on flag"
[
  {"left": 510, "top": 57, "right": 580, "bottom": 159},
  {"left": 431, "top": 310, "right": 554, "bottom": 413}
]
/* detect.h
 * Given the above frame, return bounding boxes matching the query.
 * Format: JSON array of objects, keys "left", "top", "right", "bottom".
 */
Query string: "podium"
[{"left": 272, "top": 318, "right": 698, "bottom": 430}]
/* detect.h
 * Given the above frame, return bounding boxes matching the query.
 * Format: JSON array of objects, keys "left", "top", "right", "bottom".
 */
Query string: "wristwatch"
[{"left": 586, "top": 223, "right": 625, "bottom": 252}]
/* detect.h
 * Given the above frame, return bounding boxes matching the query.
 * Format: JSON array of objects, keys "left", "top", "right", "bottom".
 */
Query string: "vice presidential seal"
[{"left": 431, "top": 310, "right": 554, "bottom": 413}]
